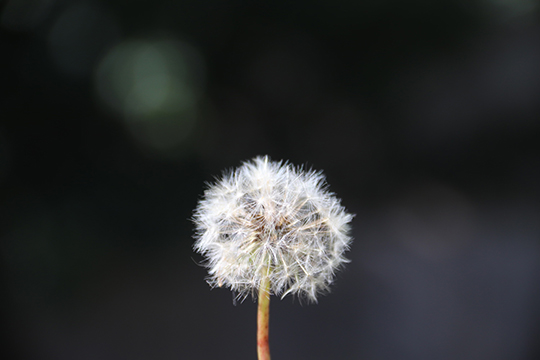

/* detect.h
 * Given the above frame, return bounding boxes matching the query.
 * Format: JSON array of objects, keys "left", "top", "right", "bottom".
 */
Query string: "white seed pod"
[{"left": 193, "top": 156, "right": 354, "bottom": 302}]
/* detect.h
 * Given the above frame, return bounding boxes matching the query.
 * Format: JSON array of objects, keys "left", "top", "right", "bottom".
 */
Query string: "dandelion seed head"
[{"left": 193, "top": 156, "right": 354, "bottom": 302}]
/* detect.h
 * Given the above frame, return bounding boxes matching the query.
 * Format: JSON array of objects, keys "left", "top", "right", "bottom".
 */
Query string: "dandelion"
[{"left": 193, "top": 156, "right": 353, "bottom": 360}]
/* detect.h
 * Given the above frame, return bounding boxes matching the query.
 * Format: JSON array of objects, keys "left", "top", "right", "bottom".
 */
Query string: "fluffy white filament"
[{"left": 193, "top": 156, "right": 353, "bottom": 302}]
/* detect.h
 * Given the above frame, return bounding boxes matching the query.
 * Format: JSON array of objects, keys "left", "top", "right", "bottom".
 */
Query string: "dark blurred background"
[{"left": 1, "top": 0, "right": 540, "bottom": 359}]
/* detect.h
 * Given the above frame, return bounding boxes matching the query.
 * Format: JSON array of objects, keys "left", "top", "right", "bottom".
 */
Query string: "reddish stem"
[{"left": 257, "top": 276, "right": 271, "bottom": 360}]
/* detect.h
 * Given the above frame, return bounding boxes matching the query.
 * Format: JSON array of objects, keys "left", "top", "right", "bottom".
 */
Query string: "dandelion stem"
[{"left": 257, "top": 274, "right": 271, "bottom": 360}]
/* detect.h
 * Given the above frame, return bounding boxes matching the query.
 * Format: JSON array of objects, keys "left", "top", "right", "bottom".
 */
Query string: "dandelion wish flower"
[
  {"left": 193, "top": 155, "right": 354, "bottom": 302},
  {"left": 192, "top": 155, "right": 354, "bottom": 360}
]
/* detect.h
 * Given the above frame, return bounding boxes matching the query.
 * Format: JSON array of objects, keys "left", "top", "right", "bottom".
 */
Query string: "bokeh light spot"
[
  {"left": 127, "top": 45, "right": 171, "bottom": 115},
  {"left": 1, "top": 0, "right": 56, "bottom": 31},
  {"left": 48, "top": 1, "right": 119, "bottom": 78},
  {"left": 94, "top": 38, "right": 206, "bottom": 156}
]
